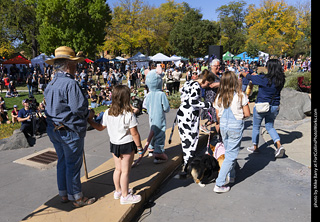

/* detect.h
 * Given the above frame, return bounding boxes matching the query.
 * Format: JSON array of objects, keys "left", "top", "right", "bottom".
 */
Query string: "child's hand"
[{"left": 88, "top": 109, "right": 95, "bottom": 120}]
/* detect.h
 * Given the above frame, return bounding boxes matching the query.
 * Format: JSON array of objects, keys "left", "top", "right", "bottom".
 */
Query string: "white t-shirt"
[
  {"left": 213, "top": 92, "right": 249, "bottom": 120},
  {"left": 101, "top": 109, "right": 138, "bottom": 145}
]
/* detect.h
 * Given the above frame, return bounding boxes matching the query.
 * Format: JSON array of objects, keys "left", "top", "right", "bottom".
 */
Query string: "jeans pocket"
[{"left": 59, "top": 130, "right": 73, "bottom": 141}]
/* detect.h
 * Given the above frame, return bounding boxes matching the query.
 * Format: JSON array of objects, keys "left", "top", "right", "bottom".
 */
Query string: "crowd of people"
[{"left": 0, "top": 46, "right": 311, "bottom": 207}]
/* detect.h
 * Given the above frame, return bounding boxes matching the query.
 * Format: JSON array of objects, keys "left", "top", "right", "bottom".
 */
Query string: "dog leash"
[
  {"left": 168, "top": 115, "right": 177, "bottom": 144},
  {"left": 205, "top": 110, "right": 213, "bottom": 155}
]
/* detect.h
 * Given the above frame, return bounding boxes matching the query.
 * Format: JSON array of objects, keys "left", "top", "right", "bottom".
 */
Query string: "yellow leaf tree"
[{"left": 245, "top": 0, "right": 303, "bottom": 56}]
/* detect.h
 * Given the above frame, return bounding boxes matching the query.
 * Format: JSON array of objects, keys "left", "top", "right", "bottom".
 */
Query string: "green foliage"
[
  {"left": 284, "top": 71, "right": 311, "bottom": 90},
  {"left": 216, "top": 0, "right": 247, "bottom": 55},
  {"left": 245, "top": 0, "right": 304, "bottom": 57},
  {"left": 103, "top": 0, "right": 186, "bottom": 56},
  {"left": 169, "top": 10, "right": 219, "bottom": 58},
  {"left": 167, "top": 92, "right": 181, "bottom": 109},
  {"left": 36, "top": 0, "right": 111, "bottom": 57},
  {"left": 0, "top": 0, "right": 39, "bottom": 57}
]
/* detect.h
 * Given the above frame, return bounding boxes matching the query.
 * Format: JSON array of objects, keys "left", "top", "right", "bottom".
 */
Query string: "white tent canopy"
[
  {"left": 258, "top": 51, "right": 269, "bottom": 59},
  {"left": 31, "top": 53, "right": 53, "bottom": 72},
  {"left": 169, "top": 55, "right": 181, "bottom": 61},
  {"left": 115, "top": 56, "right": 127, "bottom": 61},
  {"left": 151, "top": 53, "right": 171, "bottom": 62}
]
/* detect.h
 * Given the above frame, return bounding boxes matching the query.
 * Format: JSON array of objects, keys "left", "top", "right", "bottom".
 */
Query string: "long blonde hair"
[
  {"left": 108, "top": 85, "right": 133, "bottom": 116},
  {"left": 216, "top": 71, "right": 243, "bottom": 108}
]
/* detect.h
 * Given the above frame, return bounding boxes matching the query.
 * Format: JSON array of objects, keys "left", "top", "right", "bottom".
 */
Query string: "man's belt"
[{"left": 53, "top": 123, "right": 70, "bottom": 132}]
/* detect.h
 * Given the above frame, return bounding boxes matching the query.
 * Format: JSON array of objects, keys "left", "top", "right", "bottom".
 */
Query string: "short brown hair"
[{"left": 108, "top": 85, "right": 133, "bottom": 116}]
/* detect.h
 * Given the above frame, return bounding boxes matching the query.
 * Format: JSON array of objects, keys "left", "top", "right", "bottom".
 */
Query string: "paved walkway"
[
  {"left": 0, "top": 109, "right": 311, "bottom": 222},
  {"left": 137, "top": 117, "right": 311, "bottom": 222}
]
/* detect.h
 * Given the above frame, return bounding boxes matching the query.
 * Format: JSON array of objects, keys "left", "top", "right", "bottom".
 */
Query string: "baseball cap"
[
  {"left": 22, "top": 99, "right": 29, "bottom": 103},
  {"left": 13, "top": 105, "right": 18, "bottom": 108}
]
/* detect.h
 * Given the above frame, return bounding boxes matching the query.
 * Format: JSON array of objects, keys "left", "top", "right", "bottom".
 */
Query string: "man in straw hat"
[{"left": 44, "top": 46, "right": 95, "bottom": 207}]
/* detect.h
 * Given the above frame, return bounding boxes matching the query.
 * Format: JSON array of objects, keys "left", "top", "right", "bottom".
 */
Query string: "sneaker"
[
  {"left": 275, "top": 146, "right": 285, "bottom": 158},
  {"left": 153, "top": 153, "right": 168, "bottom": 164},
  {"left": 213, "top": 185, "right": 230, "bottom": 193},
  {"left": 247, "top": 146, "right": 259, "bottom": 153},
  {"left": 200, "top": 124, "right": 210, "bottom": 134},
  {"left": 114, "top": 188, "right": 133, "bottom": 199},
  {"left": 120, "top": 194, "right": 141, "bottom": 205},
  {"left": 148, "top": 149, "right": 154, "bottom": 157}
]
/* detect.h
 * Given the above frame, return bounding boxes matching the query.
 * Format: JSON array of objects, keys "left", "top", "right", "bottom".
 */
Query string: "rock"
[
  {"left": 277, "top": 88, "right": 311, "bottom": 121},
  {"left": 0, "top": 129, "right": 30, "bottom": 151}
]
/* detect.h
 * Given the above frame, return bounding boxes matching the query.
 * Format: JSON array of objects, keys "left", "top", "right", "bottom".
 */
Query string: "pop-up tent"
[
  {"left": 223, "top": 51, "right": 234, "bottom": 60},
  {"left": 235, "top": 52, "right": 259, "bottom": 62},
  {"left": 2, "top": 55, "right": 31, "bottom": 65},
  {"left": 127, "top": 52, "right": 150, "bottom": 62},
  {"left": 151, "top": 53, "right": 171, "bottom": 62},
  {"left": 31, "top": 53, "right": 53, "bottom": 72},
  {"left": 95, "top": 57, "right": 109, "bottom": 63},
  {"left": 2, "top": 55, "right": 31, "bottom": 73}
]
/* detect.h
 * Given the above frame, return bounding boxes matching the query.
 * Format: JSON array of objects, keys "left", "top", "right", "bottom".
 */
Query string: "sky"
[{"left": 106, "top": 0, "right": 305, "bottom": 21}]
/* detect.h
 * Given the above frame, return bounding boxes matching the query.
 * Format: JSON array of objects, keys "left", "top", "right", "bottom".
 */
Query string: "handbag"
[
  {"left": 255, "top": 102, "right": 270, "bottom": 113},
  {"left": 254, "top": 90, "right": 278, "bottom": 113}
]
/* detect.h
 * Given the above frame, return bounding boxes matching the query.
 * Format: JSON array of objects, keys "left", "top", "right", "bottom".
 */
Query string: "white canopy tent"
[
  {"left": 115, "top": 56, "right": 127, "bottom": 61},
  {"left": 151, "top": 53, "right": 171, "bottom": 62},
  {"left": 258, "top": 51, "right": 269, "bottom": 60},
  {"left": 31, "top": 53, "right": 53, "bottom": 72}
]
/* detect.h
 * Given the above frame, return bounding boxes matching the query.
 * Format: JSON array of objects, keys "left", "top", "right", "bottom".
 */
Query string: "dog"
[
  {"left": 188, "top": 154, "right": 220, "bottom": 187},
  {"left": 210, "top": 144, "right": 225, "bottom": 169}
]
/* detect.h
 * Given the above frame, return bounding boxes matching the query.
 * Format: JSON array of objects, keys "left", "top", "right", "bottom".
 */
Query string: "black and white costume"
[{"left": 177, "top": 80, "right": 211, "bottom": 167}]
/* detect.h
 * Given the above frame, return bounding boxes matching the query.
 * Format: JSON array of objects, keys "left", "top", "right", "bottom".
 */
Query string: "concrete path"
[
  {"left": 0, "top": 109, "right": 312, "bottom": 222},
  {"left": 0, "top": 110, "right": 176, "bottom": 222},
  {"left": 137, "top": 117, "right": 311, "bottom": 222}
]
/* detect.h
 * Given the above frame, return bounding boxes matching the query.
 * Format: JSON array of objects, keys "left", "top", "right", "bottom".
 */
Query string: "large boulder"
[
  {"left": 277, "top": 88, "right": 311, "bottom": 121},
  {"left": 0, "top": 129, "right": 31, "bottom": 151}
]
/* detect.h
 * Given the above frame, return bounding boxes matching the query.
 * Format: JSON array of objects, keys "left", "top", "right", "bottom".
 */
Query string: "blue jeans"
[
  {"left": 216, "top": 107, "right": 244, "bottom": 186},
  {"left": 91, "top": 102, "right": 97, "bottom": 108},
  {"left": 252, "top": 105, "right": 280, "bottom": 146},
  {"left": 47, "top": 124, "right": 84, "bottom": 201},
  {"left": 27, "top": 85, "right": 33, "bottom": 97}
]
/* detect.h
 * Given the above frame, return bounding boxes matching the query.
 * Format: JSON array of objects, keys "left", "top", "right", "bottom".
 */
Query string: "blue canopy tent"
[
  {"left": 235, "top": 52, "right": 259, "bottom": 63},
  {"left": 95, "top": 57, "right": 109, "bottom": 63},
  {"left": 234, "top": 52, "right": 259, "bottom": 62}
]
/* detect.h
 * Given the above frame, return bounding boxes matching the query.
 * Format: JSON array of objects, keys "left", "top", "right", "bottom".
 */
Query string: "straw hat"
[{"left": 45, "top": 46, "right": 85, "bottom": 65}]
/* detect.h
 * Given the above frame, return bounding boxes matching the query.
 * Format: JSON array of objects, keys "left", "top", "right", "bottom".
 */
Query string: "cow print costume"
[{"left": 177, "top": 80, "right": 211, "bottom": 167}]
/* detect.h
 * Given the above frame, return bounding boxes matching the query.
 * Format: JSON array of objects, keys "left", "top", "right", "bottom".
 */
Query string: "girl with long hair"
[
  {"left": 213, "top": 71, "right": 250, "bottom": 193},
  {"left": 87, "top": 85, "right": 142, "bottom": 205}
]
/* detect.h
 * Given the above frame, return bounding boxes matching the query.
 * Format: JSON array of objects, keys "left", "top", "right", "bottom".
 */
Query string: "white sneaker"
[
  {"left": 120, "top": 194, "right": 141, "bottom": 205},
  {"left": 114, "top": 188, "right": 133, "bottom": 200},
  {"left": 213, "top": 185, "right": 230, "bottom": 193},
  {"left": 275, "top": 146, "right": 285, "bottom": 158}
]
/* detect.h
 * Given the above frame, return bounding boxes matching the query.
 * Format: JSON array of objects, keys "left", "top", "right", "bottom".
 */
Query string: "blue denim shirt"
[
  {"left": 44, "top": 71, "right": 89, "bottom": 138},
  {"left": 246, "top": 74, "right": 282, "bottom": 106}
]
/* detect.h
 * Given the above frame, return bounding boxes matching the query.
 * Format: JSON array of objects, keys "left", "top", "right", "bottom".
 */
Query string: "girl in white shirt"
[
  {"left": 213, "top": 71, "right": 250, "bottom": 193},
  {"left": 87, "top": 85, "right": 142, "bottom": 205}
]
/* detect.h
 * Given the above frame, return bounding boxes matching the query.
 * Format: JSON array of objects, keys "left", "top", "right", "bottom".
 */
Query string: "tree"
[
  {"left": 216, "top": 0, "right": 247, "bottom": 55},
  {"left": 0, "top": 0, "right": 39, "bottom": 58},
  {"left": 290, "top": 0, "right": 311, "bottom": 57},
  {"left": 36, "top": 0, "right": 111, "bottom": 57},
  {"left": 103, "top": 0, "right": 146, "bottom": 56},
  {"left": 169, "top": 10, "right": 219, "bottom": 58},
  {"left": 245, "top": 0, "right": 303, "bottom": 56},
  {"left": 103, "top": 0, "right": 186, "bottom": 56}
]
